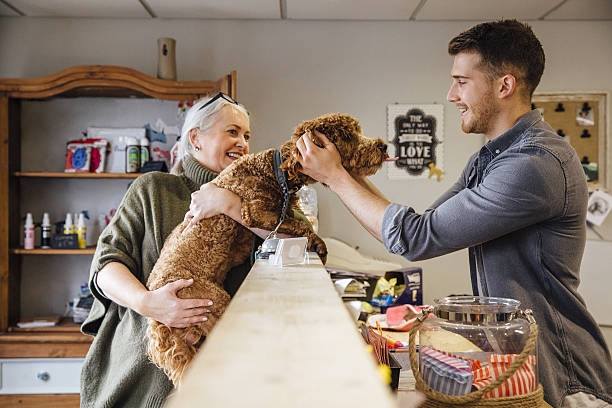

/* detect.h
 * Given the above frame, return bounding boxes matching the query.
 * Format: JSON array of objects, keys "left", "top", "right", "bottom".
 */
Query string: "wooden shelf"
[
  {"left": 9, "top": 320, "right": 82, "bottom": 333},
  {"left": 0, "top": 329, "right": 92, "bottom": 358},
  {"left": 12, "top": 247, "right": 96, "bottom": 255},
  {"left": 0, "top": 394, "right": 80, "bottom": 407},
  {"left": 15, "top": 171, "right": 143, "bottom": 179}
]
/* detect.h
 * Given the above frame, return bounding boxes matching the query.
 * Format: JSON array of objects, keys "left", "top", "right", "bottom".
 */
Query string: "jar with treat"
[{"left": 409, "top": 296, "right": 548, "bottom": 407}]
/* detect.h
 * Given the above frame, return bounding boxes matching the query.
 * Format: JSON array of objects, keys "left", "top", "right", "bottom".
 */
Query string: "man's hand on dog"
[
  {"left": 141, "top": 279, "right": 212, "bottom": 328},
  {"left": 295, "top": 130, "right": 346, "bottom": 185}
]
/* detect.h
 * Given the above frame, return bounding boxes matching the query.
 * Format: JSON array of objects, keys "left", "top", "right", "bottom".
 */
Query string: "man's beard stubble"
[{"left": 462, "top": 88, "right": 499, "bottom": 135}]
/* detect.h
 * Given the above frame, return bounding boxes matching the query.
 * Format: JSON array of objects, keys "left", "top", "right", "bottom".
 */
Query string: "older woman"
[{"left": 80, "top": 93, "right": 253, "bottom": 407}]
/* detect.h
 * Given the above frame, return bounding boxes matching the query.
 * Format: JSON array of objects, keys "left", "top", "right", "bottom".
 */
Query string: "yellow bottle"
[{"left": 76, "top": 213, "right": 87, "bottom": 249}]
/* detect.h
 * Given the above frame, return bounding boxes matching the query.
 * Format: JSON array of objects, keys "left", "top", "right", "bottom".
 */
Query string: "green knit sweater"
[{"left": 80, "top": 155, "right": 256, "bottom": 408}]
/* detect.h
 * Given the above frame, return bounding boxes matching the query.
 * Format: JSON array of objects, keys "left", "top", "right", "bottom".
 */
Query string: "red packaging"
[{"left": 65, "top": 140, "right": 92, "bottom": 173}]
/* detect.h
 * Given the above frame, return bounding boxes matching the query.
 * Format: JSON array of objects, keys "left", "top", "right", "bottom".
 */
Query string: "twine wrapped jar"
[{"left": 409, "top": 296, "right": 550, "bottom": 407}]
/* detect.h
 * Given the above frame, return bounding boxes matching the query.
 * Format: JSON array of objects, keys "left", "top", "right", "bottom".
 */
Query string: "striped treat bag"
[
  {"left": 421, "top": 346, "right": 474, "bottom": 396},
  {"left": 473, "top": 354, "right": 537, "bottom": 398},
  {"left": 434, "top": 348, "right": 484, "bottom": 373}
]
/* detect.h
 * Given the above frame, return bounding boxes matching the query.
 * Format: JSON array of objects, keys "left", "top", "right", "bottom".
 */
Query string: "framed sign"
[
  {"left": 387, "top": 104, "right": 444, "bottom": 180},
  {"left": 532, "top": 92, "right": 609, "bottom": 191}
]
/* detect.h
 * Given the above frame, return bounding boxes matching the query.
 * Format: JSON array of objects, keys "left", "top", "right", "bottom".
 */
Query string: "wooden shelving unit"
[
  {"left": 11, "top": 248, "right": 96, "bottom": 255},
  {"left": 0, "top": 65, "right": 237, "bottom": 405}
]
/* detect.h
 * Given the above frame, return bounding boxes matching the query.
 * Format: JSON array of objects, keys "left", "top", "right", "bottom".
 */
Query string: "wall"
[{"left": 0, "top": 17, "right": 611, "bottom": 346}]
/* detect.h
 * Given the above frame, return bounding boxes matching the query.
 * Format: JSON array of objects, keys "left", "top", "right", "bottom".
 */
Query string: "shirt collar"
[
  {"left": 182, "top": 154, "right": 218, "bottom": 187},
  {"left": 485, "top": 109, "right": 542, "bottom": 157}
]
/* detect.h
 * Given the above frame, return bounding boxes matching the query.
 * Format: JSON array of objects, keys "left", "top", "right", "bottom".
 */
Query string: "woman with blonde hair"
[{"left": 80, "top": 93, "right": 254, "bottom": 407}]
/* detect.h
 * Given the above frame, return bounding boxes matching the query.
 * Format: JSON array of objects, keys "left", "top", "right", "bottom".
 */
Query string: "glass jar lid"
[{"left": 434, "top": 296, "right": 521, "bottom": 323}]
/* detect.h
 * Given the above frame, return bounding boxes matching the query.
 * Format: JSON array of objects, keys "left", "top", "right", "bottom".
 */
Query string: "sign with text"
[{"left": 387, "top": 104, "right": 444, "bottom": 180}]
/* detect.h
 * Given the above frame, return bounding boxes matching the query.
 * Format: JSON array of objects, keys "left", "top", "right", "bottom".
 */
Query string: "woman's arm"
[
  {"left": 185, "top": 184, "right": 290, "bottom": 239},
  {"left": 96, "top": 261, "right": 212, "bottom": 328}
]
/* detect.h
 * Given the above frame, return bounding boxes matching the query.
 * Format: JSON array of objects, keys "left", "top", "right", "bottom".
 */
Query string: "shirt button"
[{"left": 495, "top": 149, "right": 500, "bottom": 154}]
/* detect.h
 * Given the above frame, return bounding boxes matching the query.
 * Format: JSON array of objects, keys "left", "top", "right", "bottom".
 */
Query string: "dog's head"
[{"left": 280, "top": 113, "right": 389, "bottom": 184}]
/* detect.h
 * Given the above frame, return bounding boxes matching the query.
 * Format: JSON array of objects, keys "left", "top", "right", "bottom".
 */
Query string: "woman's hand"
[
  {"left": 184, "top": 183, "right": 239, "bottom": 231},
  {"left": 295, "top": 130, "right": 346, "bottom": 186},
  {"left": 138, "top": 279, "right": 212, "bottom": 328}
]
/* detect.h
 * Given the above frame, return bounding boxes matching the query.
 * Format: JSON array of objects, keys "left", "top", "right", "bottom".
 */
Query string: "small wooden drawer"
[{"left": 0, "top": 358, "right": 84, "bottom": 394}]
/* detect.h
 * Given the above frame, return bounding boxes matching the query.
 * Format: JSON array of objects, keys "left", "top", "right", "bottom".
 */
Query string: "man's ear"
[{"left": 498, "top": 74, "right": 517, "bottom": 99}]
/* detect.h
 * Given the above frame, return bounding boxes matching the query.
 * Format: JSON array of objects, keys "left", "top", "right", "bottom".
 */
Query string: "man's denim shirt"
[{"left": 382, "top": 110, "right": 612, "bottom": 406}]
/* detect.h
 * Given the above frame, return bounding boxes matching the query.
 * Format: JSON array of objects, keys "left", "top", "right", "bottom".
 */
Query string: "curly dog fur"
[{"left": 146, "top": 113, "right": 389, "bottom": 385}]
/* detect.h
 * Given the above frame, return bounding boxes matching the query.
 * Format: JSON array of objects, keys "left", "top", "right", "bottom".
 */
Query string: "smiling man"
[{"left": 296, "top": 20, "right": 612, "bottom": 407}]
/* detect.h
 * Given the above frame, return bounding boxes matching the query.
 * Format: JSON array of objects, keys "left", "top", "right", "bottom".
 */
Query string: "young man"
[{"left": 296, "top": 20, "right": 612, "bottom": 407}]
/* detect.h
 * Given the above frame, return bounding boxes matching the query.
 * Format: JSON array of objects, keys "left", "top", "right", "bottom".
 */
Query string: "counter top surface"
[{"left": 166, "top": 254, "right": 396, "bottom": 407}]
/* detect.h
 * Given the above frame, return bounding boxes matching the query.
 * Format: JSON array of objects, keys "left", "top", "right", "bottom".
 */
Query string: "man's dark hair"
[{"left": 448, "top": 19, "right": 545, "bottom": 100}]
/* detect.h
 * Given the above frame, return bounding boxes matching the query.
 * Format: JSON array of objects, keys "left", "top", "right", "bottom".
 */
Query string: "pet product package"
[
  {"left": 421, "top": 346, "right": 473, "bottom": 396},
  {"left": 64, "top": 139, "right": 109, "bottom": 173},
  {"left": 87, "top": 127, "right": 146, "bottom": 173},
  {"left": 89, "top": 138, "right": 108, "bottom": 173},
  {"left": 65, "top": 140, "right": 92, "bottom": 173}
]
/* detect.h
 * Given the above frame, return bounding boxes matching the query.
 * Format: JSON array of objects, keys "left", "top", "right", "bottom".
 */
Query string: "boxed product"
[
  {"left": 64, "top": 139, "right": 108, "bottom": 173},
  {"left": 87, "top": 127, "right": 146, "bottom": 173},
  {"left": 64, "top": 141, "right": 92, "bottom": 173}
]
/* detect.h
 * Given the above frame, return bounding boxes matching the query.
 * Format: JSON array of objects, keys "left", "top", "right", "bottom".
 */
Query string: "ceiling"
[{"left": 0, "top": 0, "right": 610, "bottom": 20}]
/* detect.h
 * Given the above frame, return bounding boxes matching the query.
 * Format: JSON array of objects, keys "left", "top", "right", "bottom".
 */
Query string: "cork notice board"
[{"left": 532, "top": 92, "right": 609, "bottom": 190}]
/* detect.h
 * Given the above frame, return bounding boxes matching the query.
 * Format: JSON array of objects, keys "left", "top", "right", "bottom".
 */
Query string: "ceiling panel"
[
  {"left": 0, "top": 2, "right": 21, "bottom": 16},
  {"left": 6, "top": 0, "right": 150, "bottom": 17},
  {"left": 416, "top": 0, "right": 562, "bottom": 20},
  {"left": 147, "top": 0, "right": 280, "bottom": 19},
  {"left": 286, "top": 0, "right": 422, "bottom": 20},
  {"left": 545, "top": 0, "right": 612, "bottom": 20}
]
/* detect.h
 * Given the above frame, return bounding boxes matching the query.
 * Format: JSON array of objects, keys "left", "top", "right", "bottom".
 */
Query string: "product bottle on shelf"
[
  {"left": 63, "top": 213, "right": 74, "bottom": 235},
  {"left": 76, "top": 213, "right": 87, "bottom": 249},
  {"left": 41, "top": 212, "right": 51, "bottom": 249},
  {"left": 139, "top": 138, "right": 150, "bottom": 169},
  {"left": 125, "top": 137, "right": 140, "bottom": 173},
  {"left": 24, "top": 212, "right": 35, "bottom": 249}
]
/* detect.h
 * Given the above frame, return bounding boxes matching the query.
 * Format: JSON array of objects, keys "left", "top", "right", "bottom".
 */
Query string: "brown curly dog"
[{"left": 146, "top": 113, "right": 389, "bottom": 385}]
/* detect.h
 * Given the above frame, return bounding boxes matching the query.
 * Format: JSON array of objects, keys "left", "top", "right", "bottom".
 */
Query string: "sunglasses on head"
[{"left": 198, "top": 92, "right": 239, "bottom": 111}]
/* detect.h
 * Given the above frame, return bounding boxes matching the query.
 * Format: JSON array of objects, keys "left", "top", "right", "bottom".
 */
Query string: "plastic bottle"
[
  {"left": 125, "top": 137, "right": 140, "bottom": 173},
  {"left": 24, "top": 213, "right": 35, "bottom": 250},
  {"left": 63, "top": 213, "right": 74, "bottom": 235},
  {"left": 76, "top": 213, "right": 87, "bottom": 249},
  {"left": 139, "top": 138, "right": 150, "bottom": 168},
  {"left": 296, "top": 185, "right": 319, "bottom": 233},
  {"left": 41, "top": 212, "right": 52, "bottom": 249}
]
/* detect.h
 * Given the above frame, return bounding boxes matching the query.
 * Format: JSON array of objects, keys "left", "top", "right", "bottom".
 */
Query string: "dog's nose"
[{"left": 377, "top": 142, "right": 387, "bottom": 153}]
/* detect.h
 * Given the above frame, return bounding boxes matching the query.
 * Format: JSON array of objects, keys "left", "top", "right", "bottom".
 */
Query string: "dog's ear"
[{"left": 279, "top": 139, "right": 302, "bottom": 180}]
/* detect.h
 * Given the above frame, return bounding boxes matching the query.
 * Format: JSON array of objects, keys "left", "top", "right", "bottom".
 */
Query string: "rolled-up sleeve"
[{"left": 381, "top": 146, "right": 565, "bottom": 261}]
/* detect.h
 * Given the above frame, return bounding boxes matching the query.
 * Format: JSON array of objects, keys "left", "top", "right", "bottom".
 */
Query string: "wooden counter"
[{"left": 166, "top": 254, "right": 397, "bottom": 407}]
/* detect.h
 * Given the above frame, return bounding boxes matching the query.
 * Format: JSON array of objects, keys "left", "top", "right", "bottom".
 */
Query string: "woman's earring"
[{"left": 194, "top": 145, "right": 200, "bottom": 152}]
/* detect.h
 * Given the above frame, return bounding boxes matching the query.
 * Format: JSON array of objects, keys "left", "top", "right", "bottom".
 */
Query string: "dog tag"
[{"left": 258, "top": 237, "right": 280, "bottom": 259}]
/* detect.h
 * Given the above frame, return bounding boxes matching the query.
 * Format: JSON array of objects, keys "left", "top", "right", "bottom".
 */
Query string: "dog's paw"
[{"left": 308, "top": 236, "right": 328, "bottom": 264}]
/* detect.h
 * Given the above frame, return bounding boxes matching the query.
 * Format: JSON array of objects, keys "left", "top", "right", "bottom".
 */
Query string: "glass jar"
[{"left": 411, "top": 296, "right": 538, "bottom": 399}]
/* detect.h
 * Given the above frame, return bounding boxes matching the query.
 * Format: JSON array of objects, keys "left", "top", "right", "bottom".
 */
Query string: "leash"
[{"left": 259, "top": 150, "right": 298, "bottom": 258}]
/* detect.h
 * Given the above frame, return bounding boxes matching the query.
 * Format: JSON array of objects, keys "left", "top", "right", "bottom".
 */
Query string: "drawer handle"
[{"left": 37, "top": 371, "right": 50, "bottom": 382}]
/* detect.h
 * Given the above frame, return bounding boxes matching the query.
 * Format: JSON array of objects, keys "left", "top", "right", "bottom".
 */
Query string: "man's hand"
[
  {"left": 184, "top": 183, "right": 238, "bottom": 232},
  {"left": 138, "top": 279, "right": 212, "bottom": 328},
  {"left": 295, "top": 130, "right": 347, "bottom": 186}
]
